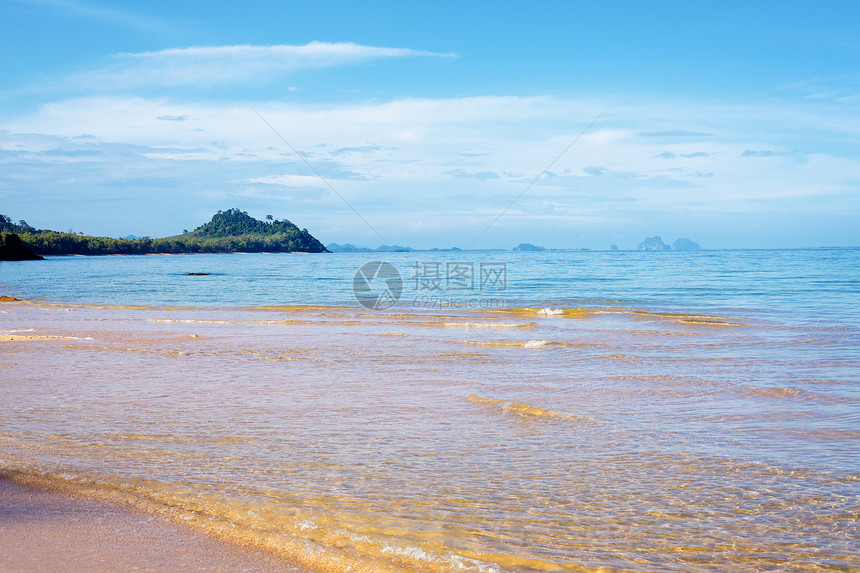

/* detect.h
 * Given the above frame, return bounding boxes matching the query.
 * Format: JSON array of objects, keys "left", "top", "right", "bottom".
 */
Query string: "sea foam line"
[
  {"left": 467, "top": 393, "right": 600, "bottom": 423},
  {"left": 443, "top": 321, "right": 534, "bottom": 329}
]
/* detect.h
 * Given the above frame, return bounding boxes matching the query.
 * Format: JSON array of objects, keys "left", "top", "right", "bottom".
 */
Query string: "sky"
[{"left": 0, "top": 0, "right": 858, "bottom": 249}]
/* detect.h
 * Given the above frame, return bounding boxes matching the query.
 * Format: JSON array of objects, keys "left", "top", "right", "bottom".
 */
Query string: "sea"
[{"left": 1, "top": 249, "right": 858, "bottom": 572}]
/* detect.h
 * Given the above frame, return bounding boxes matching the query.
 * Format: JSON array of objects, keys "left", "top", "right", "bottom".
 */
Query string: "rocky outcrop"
[
  {"left": 637, "top": 236, "right": 669, "bottom": 251},
  {"left": 637, "top": 236, "right": 702, "bottom": 251},
  {"left": 0, "top": 234, "right": 44, "bottom": 261},
  {"left": 671, "top": 238, "right": 702, "bottom": 251}
]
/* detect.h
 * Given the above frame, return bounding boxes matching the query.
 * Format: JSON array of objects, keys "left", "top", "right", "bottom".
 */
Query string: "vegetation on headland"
[
  {"left": 0, "top": 233, "right": 45, "bottom": 260},
  {"left": 0, "top": 209, "right": 327, "bottom": 256}
]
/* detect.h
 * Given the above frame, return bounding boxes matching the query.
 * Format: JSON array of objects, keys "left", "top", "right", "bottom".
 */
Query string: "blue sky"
[{"left": 1, "top": 0, "right": 858, "bottom": 249}]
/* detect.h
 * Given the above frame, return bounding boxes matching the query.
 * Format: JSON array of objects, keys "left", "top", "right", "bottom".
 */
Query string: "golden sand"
[{"left": 0, "top": 477, "right": 305, "bottom": 572}]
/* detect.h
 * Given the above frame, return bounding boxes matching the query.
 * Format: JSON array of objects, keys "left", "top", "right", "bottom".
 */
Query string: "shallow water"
[{"left": 1, "top": 250, "right": 858, "bottom": 571}]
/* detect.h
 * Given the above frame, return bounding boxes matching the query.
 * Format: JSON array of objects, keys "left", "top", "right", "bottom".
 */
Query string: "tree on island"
[{"left": 0, "top": 209, "right": 327, "bottom": 256}]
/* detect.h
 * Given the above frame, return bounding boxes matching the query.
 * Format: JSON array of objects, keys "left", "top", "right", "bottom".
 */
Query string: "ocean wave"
[
  {"left": 457, "top": 339, "right": 567, "bottom": 349},
  {"left": 632, "top": 310, "right": 747, "bottom": 327},
  {"left": 743, "top": 386, "right": 857, "bottom": 405},
  {"left": 495, "top": 306, "right": 594, "bottom": 319},
  {"left": 536, "top": 307, "right": 564, "bottom": 316},
  {"left": 443, "top": 321, "right": 534, "bottom": 329},
  {"left": 148, "top": 318, "right": 315, "bottom": 326},
  {"left": 467, "top": 393, "right": 599, "bottom": 423},
  {"left": 149, "top": 318, "right": 231, "bottom": 324},
  {"left": 0, "top": 334, "right": 93, "bottom": 341},
  {"left": 592, "top": 354, "right": 638, "bottom": 360}
]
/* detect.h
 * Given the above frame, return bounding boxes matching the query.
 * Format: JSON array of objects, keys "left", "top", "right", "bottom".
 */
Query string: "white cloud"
[
  {"left": 245, "top": 174, "right": 326, "bottom": 187},
  {"left": 8, "top": 0, "right": 167, "bottom": 33},
  {"left": 2, "top": 93, "right": 858, "bottom": 247},
  {"left": 59, "top": 42, "right": 455, "bottom": 90}
]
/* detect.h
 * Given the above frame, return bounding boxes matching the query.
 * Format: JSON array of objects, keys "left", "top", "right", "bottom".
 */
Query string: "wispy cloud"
[
  {"left": 9, "top": 0, "right": 167, "bottom": 33},
  {"left": 330, "top": 145, "right": 384, "bottom": 156},
  {"left": 740, "top": 149, "right": 790, "bottom": 158},
  {"left": 446, "top": 169, "right": 501, "bottom": 180},
  {"left": 245, "top": 174, "right": 329, "bottom": 187},
  {"left": 58, "top": 42, "right": 456, "bottom": 91},
  {"left": 778, "top": 75, "right": 860, "bottom": 104},
  {"left": 638, "top": 130, "right": 713, "bottom": 138}
]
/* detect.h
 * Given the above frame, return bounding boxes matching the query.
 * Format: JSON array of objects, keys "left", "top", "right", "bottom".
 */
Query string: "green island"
[{"left": 0, "top": 209, "right": 327, "bottom": 256}]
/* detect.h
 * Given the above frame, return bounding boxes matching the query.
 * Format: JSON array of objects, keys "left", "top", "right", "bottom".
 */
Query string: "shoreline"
[
  {"left": 2, "top": 256, "right": 858, "bottom": 571},
  {"left": 0, "top": 475, "right": 306, "bottom": 572}
]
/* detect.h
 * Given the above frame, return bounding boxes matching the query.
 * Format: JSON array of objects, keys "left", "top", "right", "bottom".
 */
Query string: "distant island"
[
  {"left": 326, "top": 242, "right": 598, "bottom": 252},
  {"left": 513, "top": 243, "right": 546, "bottom": 252},
  {"left": 327, "top": 243, "right": 416, "bottom": 253},
  {"left": 327, "top": 243, "right": 466, "bottom": 253},
  {"left": 637, "top": 236, "right": 702, "bottom": 251},
  {"left": 0, "top": 209, "right": 327, "bottom": 256},
  {"left": 324, "top": 238, "right": 701, "bottom": 253}
]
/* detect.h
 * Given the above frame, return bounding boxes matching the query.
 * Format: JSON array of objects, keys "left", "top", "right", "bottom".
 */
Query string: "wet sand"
[
  {"left": 0, "top": 477, "right": 302, "bottom": 572},
  {"left": 0, "top": 335, "right": 67, "bottom": 341}
]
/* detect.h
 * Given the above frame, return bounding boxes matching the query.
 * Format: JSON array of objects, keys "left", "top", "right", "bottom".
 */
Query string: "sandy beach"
[
  {"left": 1, "top": 253, "right": 858, "bottom": 572},
  {"left": 0, "top": 476, "right": 301, "bottom": 572}
]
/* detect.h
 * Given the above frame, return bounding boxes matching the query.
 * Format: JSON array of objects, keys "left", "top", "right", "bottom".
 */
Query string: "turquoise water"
[
  {"left": 2, "top": 249, "right": 859, "bottom": 320},
  {"left": 1, "top": 249, "right": 858, "bottom": 571}
]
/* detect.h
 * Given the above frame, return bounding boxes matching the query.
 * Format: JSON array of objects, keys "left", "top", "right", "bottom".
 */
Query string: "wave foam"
[
  {"left": 467, "top": 393, "right": 599, "bottom": 423},
  {"left": 443, "top": 321, "right": 533, "bottom": 329},
  {"left": 536, "top": 307, "right": 564, "bottom": 316}
]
